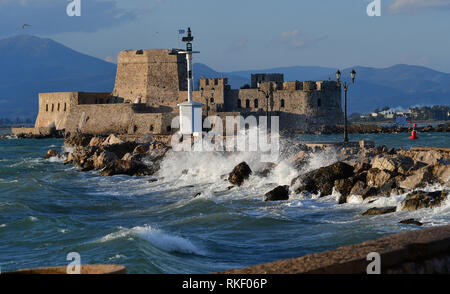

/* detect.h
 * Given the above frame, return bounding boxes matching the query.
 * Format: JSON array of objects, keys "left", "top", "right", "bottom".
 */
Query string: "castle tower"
[{"left": 112, "top": 49, "right": 187, "bottom": 110}]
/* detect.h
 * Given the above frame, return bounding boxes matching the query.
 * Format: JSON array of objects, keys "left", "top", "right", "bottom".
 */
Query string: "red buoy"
[{"left": 409, "top": 130, "right": 418, "bottom": 140}]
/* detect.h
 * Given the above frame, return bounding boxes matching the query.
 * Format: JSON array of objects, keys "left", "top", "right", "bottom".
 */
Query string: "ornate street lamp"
[{"left": 336, "top": 69, "right": 356, "bottom": 142}]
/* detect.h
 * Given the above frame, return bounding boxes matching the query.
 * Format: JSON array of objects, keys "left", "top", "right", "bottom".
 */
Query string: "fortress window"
[
  {"left": 245, "top": 99, "right": 250, "bottom": 108},
  {"left": 150, "top": 125, "right": 154, "bottom": 132},
  {"left": 136, "top": 50, "right": 143, "bottom": 55},
  {"left": 318, "top": 99, "right": 322, "bottom": 107},
  {"left": 46, "top": 104, "right": 48, "bottom": 112},
  {"left": 210, "top": 97, "right": 214, "bottom": 103},
  {"left": 166, "top": 126, "right": 172, "bottom": 133},
  {"left": 57, "top": 103, "right": 60, "bottom": 111},
  {"left": 281, "top": 99, "right": 285, "bottom": 108},
  {"left": 64, "top": 103, "right": 67, "bottom": 112},
  {"left": 206, "top": 80, "right": 209, "bottom": 86},
  {"left": 51, "top": 104, "right": 54, "bottom": 112},
  {"left": 214, "top": 79, "right": 218, "bottom": 86},
  {"left": 254, "top": 99, "right": 258, "bottom": 108},
  {"left": 237, "top": 99, "right": 241, "bottom": 109}
]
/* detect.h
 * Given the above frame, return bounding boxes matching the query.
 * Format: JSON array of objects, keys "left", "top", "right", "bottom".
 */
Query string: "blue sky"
[{"left": 1, "top": 0, "right": 449, "bottom": 72}]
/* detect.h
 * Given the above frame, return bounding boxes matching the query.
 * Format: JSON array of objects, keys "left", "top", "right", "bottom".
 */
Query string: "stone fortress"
[{"left": 28, "top": 48, "right": 343, "bottom": 136}]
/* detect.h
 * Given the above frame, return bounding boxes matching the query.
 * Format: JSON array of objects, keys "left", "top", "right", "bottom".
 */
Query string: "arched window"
[
  {"left": 237, "top": 99, "right": 241, "bottom": 109},
  {"left": 46, "top": 104, "right": 48, "bottom": 112},
  {"left": 254, "top": 99, "right": 258, "bottom": 108},
  {"left": 281, "top": 99, "right": 285, "bottom": 108},
  {"left": 245, "top": 99, "right": 250, "bottom": 108},
  {"left": 318, "top": 99, "right": 322, "bottom": 107}
]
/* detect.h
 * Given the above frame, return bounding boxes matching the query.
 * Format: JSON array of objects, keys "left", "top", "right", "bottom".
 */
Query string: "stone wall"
[
  {"left": 221, "top": 225, "right": 450, "bottom": 274},
  {"left": 35, "top": 92, "right": 78, "bottom": 129}
]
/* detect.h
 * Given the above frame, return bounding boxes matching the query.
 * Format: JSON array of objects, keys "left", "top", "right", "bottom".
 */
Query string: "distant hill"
[
  {"left": 1, "top": 35, "right": 449, "bottom": 119},
  {"left": 0, "top": 35, "right": 116, "bottom": 119}
]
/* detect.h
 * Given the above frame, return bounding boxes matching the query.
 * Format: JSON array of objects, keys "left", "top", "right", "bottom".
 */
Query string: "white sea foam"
[
  {"left": 28, "top": 216, "right": 38, "bottom": 222},
  {"left": 98, "top": 225, "right": 205, "bottom": 255}
]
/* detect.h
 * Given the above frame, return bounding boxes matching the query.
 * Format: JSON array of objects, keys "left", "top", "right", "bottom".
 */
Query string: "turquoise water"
[{"left": 0, "top": 133, "right": 449, "bottom": 273}]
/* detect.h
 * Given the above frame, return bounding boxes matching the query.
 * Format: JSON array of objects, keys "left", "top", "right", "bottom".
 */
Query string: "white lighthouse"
[{"left": 178, "top": 27, "right": 202, "bottom": 136}]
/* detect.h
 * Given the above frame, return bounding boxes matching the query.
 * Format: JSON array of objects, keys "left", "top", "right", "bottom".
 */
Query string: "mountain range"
[{"left": 1, "top": 35, "right": 449, "bottom": 119}]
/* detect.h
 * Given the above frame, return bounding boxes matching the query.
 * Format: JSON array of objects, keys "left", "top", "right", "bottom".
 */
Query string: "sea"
[{"left": 0, "top": 128, "right": 449, "bottom": 273}]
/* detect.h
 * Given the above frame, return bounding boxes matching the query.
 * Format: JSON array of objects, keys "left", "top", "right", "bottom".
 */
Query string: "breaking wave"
[{"left": 97, "top": 225, "right": 205, "bottom": 255}]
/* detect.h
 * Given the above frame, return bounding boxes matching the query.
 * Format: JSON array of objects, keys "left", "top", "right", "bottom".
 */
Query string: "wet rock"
[
  {"left": 89, "top": 137, "right": 104, "bottom": 147},
  {"left": 228, "top": 162, "right": 252, "bottom": 186},
  {"left": 102, "top": 134, "right": 124, "bottom": 146},
  {"left": 334, "top": 178, "right": 356, "bottom": 204},
  {"left": 148, "top": 178, "right": 158, "bottom": 183},
  {"left": 100, "top": 160, "right": 152, "bottom": 177},
  {"left": 44, "top": 149, "right": 59, "bottom": 159},
  {"left": 65, "top": 132, "right": 92, "bottom": 147},
  {"left": 399, "top": 190, "right": 448, "bottom": 211},
  {"left": 399, "top": 219, "right": 423, "bottom": 226},
  {"left": 93, "top": 151, "right": 118, "bottom": 170},
  {"left": 366, "top": 168, "right": 395, "bottom": 187},
  {"left": 291, "top": 162, "right": 354, "bottom": 196},
  {"left": 432, "top": 163, "right": 450, "bottom": 185},
  {"left": 133, "top": 145, "right": 149, "bottom": 154},
  {"left": 100, "top": 141, "right": 137, "bottom": 159},
  {"left": 371, "top": 155, "right": 414, "bottom": 173},
  {"left": 353, "top": 162, "right": 371, "bottom": 174},
  {"left": 349, "top": 181, "right": 367, "bottom": 197},
  {"left": 362, "top": 206, "right": 396, "bottom": 216},
  {"left": 399, "top": 166, "right": 435, "bottom": 190},
  {"left": 264, "top": 186, "right": 290, "bottom": 201}
]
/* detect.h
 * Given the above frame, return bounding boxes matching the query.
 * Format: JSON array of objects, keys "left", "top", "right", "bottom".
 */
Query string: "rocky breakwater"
[
  {"left": 225, "top": 142, "right": 449, "bottom": 224},
  {"left": 292, "top": 146, "right": 449, "bottom": 213},
  {"left": 47, "top": 133, "right": 170, "bottom": 177}
]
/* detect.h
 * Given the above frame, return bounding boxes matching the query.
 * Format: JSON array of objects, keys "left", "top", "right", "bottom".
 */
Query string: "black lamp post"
[
  {"left": 257, "top": 82, "right": 273, "bottom": 130},
  {"left": 336, "top": 69, "right": 356, "bottom": 142}
]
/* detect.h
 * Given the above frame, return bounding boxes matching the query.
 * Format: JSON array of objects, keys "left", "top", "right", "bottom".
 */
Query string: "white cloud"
[
  {"left": 279, "top": 29, "right": 322, "bottom": 49},
  {"left": 389, "top": 0, "right": 450, "bottom": 13}
]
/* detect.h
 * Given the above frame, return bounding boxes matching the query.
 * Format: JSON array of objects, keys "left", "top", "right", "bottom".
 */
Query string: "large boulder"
[
  {"left": 291, "top": 162, "right": 354, "bottom": 196},
  {"left": 44, "top": 149, "right": 59, "bottom": 159},
  {"left": 89, "top": 137, "right": 105, "bottom": 147},
  {"left": 228, "top": 162, "right": 252, "bottom": 186},
  {"left": 100, "top": 141, "right": 137, "bottom": 159},
  {"left": 93, "top": 151, "right": 118, "bottom": 170},
  {"left": 399, "top": 190, "right": 448, "bottom": 211},
  {"left": 432, "top": 163, "right": 450, "bottom": 185},
  {"left": 362, "top": 206, "right": 396, "bottom": 216},
  {"left": 334, "top": 178, "right": 356, "bottom": 204},
  {"left": 65, "top": 132, "right": 92, "bottom": 147},
  {"left": 398, "top": 166, "right": 435, "bottom": 190},
  {"left": 264, "top": 186, "right": 290, "bottom": 201},
  {"left": 102, "top": 134, "right": 124, "bottom": 146},
  {"left": 100, "top": 160, "right": 153, "bottom": 177},
  {"left": 366, "top": 168, "right": 395, "bottom": 187},
  {"left": 371, "top": 155, "right": 414, "bottom": 173}
]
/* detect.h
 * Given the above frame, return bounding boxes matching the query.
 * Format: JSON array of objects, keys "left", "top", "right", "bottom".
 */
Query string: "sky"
[{"left": 0, "top": 0, "right": 449, "bottom": 72}]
